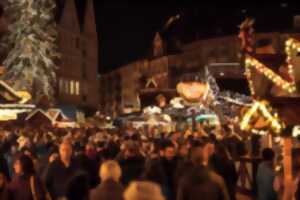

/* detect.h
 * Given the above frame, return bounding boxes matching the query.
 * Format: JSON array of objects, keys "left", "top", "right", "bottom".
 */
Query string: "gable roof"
[
  {"left": 46, "top": 108, "right": 68, "bottom": 121},
  {"left": 25, "top": 109, "right": 54, "bottom": 123},
  {"left": 26, "top": 108, "right": 70, "bottom": 123}
]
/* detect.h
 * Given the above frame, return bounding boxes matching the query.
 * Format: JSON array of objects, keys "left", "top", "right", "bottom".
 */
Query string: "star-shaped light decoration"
[{"left": 240, "top": 100, "right": 285, "bottom": 134}]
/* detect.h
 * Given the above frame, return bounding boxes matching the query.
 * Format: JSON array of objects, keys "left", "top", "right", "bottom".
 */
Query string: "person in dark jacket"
[
  {"left": 158, "top": 140, "right": 179, "bottom": 200},
  {"left": 177, "top": 140, "right": 229, "bottom": 200},
  {"left": 75, "top": 143, "right": 99, "bottom": 188},
  {"left": 7, "top": 154, "right": 47, "bottom": 200},
  {"left": 210, "top": 143, "right": 238, "bottom": 200},
  {"left": 0, "top": 151, "right": 10, "bottom": 181},
  {"left": 117, "top": 140, "right": 145, "bottom": 186},
  {"left": 90, "top": 160, "right": 124, "bottom": 200},
  {"left": 66, "top": 172, "right": 90, "bottom": 200},
  {"left": 45, "top": 141, "right": 80, "bottom": 199},
  {"left": 141, "top": 158, "right": 171, "bottom": 200}
]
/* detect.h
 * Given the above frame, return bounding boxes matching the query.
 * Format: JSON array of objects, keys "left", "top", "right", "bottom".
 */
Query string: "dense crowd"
[{"left": 0, "top": 124, "right": 299, "bottom": 200}]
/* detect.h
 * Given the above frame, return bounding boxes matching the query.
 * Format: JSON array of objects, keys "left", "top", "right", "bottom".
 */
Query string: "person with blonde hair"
[
  {"left": 90, "top": 160, "right": 123, "bottom": 200},
  {"left": 124, "top": 181, "right": 165, "bottom": 200}
]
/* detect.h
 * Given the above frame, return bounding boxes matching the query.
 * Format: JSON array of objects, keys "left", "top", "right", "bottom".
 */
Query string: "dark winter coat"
[
  {"left": 177, "top": 165, "right": 230, "bottom": 200},
  {"left": 7, "top": 175, "right": 46, "bottom": 200},
  {"left": 119, "top": 156, "right": 145, "bottom": 186},
  {"left": 210, "top": 154, "right": 238, "bottom": 200},
  {"left": 89, "top": 179, "right": 124, "bottom": 200},
  {"left": 75, "top": 153, "right": 99, "bottom": 188},
  {"left": 0, "top": 153, "right": 10, "bottom": 181},
  {"left": 45, "top": 158, "right": 79, "bottom": 199},
  {"left": 159, "top": 157, "right": 179, "bottom": 199}
]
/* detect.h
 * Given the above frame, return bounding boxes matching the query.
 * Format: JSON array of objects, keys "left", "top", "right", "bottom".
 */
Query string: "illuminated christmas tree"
[{"left": 0, "top": 0, "right": 59, "bottom": 103}]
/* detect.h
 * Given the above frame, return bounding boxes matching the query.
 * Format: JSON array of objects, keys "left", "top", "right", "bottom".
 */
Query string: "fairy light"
[
  {"left": 245, "top": 56, "right": 297, "bottom": 94},
  {"left": 245, "top": 38, "right": 300, "bottom": 95},
  {"left": 285, "top": 38, "right": 300, "bottom": 82},
  {"left": 240, "top": 100, "right": 284, "bottom": 134}
]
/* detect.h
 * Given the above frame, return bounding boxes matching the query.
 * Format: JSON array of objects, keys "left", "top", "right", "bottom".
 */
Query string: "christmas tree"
[{"left": 0, "top": 0, "right": 59, "bottom": 103}]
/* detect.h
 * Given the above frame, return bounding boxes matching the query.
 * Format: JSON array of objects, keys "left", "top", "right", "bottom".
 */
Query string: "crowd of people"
[{"left": 0, "top": 124, "right": 299, "bottom": 200}]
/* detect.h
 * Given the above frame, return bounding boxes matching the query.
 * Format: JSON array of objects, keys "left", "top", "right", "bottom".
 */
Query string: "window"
[
  {"left": 75, "top": 81, "right": 80, "bottom": 95},
  {"left": 70, "top": 80, "right": 75, "bottom": 95},
  {"left": 64, "top": 80, "right": 69, "bottom": 94}
]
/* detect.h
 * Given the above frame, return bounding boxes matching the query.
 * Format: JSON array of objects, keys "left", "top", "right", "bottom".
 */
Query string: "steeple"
[{"left": 59, "top": 0, "right": 80, "bottom": 34}]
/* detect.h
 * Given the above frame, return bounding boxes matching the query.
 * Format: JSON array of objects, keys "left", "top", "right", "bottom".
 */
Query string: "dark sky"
[{"left": 85, "top": 2, "right": 300, "bottom": 73}]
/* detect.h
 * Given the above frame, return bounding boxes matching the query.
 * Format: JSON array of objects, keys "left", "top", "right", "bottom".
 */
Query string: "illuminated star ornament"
[
  {"left": 245, "top": 38, "right": 300, "bottom": 95},
  {"left": 240, "top": 100, "right": 285, "bottom": 134}
]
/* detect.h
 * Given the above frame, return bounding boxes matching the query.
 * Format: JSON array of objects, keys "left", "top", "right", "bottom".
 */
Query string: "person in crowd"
[
  {"left": 176, "top": 140, "right": 230, "bottom": 200},
  {"left": 142, "top": 158, "right": 171, "bottom": 200},
  {"left": 210, "top": 143, "right": 238, "bottom": 200},
  {"left": 117, "top": 140, "right": 145, "bottom": 186},
  {"left": 75, "top": 143, "right": 99, "bottom": 188},
  {"left": 66, "top": 172, "right": 90, "bottom": 200},
  {"left": 7, "top": 154, "right": 47, "bottom": 200},
  {"left": 158, "top": 140, "right": 179, "bottom": 200},
  {"left": 256, "top": 148, "right": 277, "bottom": 200},
  {"left": 0, "top": 172, "right": 8, "bottom": 200},
  {"left": 124, "top": 181, "right": 165, "bottom": 200},
  {"left": 45, "top": 141, "right": 79, "bottom": 200},
  {"left": 90, "top": 160, "right": 124, "bottom": 200},
  {"left": 0, "top": 150, "right": 10, "bottom": 181}
]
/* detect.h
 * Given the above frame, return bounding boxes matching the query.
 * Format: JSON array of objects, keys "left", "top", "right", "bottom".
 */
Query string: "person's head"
[
  {"left": 262, "top": 148, "right": 275, "bottom": 162},
  {"left": 66, "top": 173, "right": 89, "bottom": 200},
  {"left": 169, "top": 132, "right": 180, "bottom": 141},
  {"left": 100, "top": 160, "right": 122, "bottom": 182},
  {"left": 190, "top": 140, "right": 204, "bottom": 165},
  {"left": 178, "top": 144, "right": 189, "bottom": 158},
  {"left": 59, "top": 141, "right": 73, "bottom": 161},
  {"left": 161, "top": 141, "right": 176, "bottom": 161},
  {"left": 124, "top": 141, "right": 139, "bottom": 158},
  {"left": 124, "top": 181, "right": 165, "bottom": 200},
  {"left": 85, "top": 143, "right": 96, "bottom": 158},
  {"left": 13, "top": 154, "right": 35, "bottom": 176}
]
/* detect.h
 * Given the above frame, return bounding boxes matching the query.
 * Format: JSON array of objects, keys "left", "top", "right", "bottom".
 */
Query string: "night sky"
[{"left": 76, "top": 2, "right": 300, "bottom": 73}]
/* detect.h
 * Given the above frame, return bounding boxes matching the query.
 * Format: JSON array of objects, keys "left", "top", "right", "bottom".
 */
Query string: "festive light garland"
[
  {"left": 240, "top": 100, "right": 284, "bottom": 134},
  {"left": 245, "top": 38, "right": 300, "bottom": 95},
  {"left": 285, "top": 38, "right": 300, "bottom": 82},
  {"left": 245, "top": 56, "right": 297, "bottom": 94}
]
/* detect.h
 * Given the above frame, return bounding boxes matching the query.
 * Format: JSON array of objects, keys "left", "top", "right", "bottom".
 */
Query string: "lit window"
[
  {"left": 70, "top": 80, "right": 75, "bottom": 95},
  {"left": 75, "top": 81, "right": 80, "bottom": 95}
]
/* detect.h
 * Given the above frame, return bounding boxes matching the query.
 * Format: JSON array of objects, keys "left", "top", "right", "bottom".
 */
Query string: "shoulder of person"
[{"left": 209, "top": 170, "right": 226, "bottom": 186}]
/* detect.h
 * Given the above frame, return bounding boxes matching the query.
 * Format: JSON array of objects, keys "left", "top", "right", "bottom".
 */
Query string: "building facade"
[
  {"left": 99, "top": 31, "right": 300, "bottom": 115},
  {"left": 57, "top": 0, "right": 99, "bottom": 111}
]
